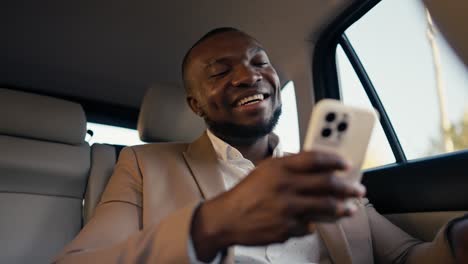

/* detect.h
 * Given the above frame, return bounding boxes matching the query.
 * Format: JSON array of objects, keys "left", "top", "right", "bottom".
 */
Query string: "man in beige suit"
[{"left": 56, "top": 28, "right": 468, "bottom": 263}]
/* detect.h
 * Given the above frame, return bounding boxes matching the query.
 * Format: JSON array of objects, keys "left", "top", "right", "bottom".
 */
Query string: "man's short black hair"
[{"left": 181, "top": 27, "right": 243, "bottom": 94}]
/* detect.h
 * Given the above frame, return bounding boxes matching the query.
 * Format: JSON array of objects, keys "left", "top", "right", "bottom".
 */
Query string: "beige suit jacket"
[{"left": 55, "top": 133, "right": 455, "bottom": 264}]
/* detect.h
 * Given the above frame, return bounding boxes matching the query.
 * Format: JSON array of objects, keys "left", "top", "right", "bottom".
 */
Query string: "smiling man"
[
  {"left": 183, "top": 28, "right": 282, "bottom": 151},
  {"left": 56, "top": 28, "right": 466, "bottom": 264}
]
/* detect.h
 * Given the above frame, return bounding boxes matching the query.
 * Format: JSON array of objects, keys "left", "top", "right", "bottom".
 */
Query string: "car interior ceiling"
[
  {"left": 423, "top": 0, "right": 468, "bottom": 68},
  {"left": 1, "top": 1, "right": 358, "bottom": 140}
]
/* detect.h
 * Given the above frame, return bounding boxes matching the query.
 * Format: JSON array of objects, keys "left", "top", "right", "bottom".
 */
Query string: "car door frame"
[{"left": 311, "top": 0, "right": 468, "bottom": 240}]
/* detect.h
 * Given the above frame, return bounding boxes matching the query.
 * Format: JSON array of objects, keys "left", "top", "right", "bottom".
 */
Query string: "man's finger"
[
  {"left": 281, "top": 150, "right": 351, "bottom": 173},
  {"left": 287, "top": 196, "right": 357, "bottom": 221},
  {"left": 291, "top": 173, "right": 366, "bottom": 198}
]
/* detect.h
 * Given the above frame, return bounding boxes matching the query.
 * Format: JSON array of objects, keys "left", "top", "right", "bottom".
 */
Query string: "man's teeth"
[{"left": 237, "top": 94, "right": 264, "bottom": 106}]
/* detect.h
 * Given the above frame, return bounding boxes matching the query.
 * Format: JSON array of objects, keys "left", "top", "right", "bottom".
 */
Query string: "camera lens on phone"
[
  {"left": 321, "top": 128, "right": 332, "bottom": 138},
  {"left": 325, "top": 112, "right": 336, "bottom": 122},
  {"left": 337, "top": 122, "right": 348, "bottom": 132}
]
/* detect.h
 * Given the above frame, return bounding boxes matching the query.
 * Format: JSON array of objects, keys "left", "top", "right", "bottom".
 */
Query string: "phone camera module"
[
  {"left": 325, "top": 112, "right": 336, "bottom": 122},
  {"left": 337, "top": 122, "right": 348, "bottom": 132},
  {"left": 321, "top": 128, "right": 332, "bottom": 138}
]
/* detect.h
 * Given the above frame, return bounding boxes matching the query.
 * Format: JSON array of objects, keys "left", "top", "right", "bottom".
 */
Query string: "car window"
[
  {"left": 337, "top": 46, "right": 395, "bottom": 169},
  {"left": 274, "top": 81, "right": 300, "bottom": 153},
  {"left": 337, "top": 0, "right": 468, "bottom": 161},
  {"left": 86, "top": 122, "right": 145, "bottom": 146}
]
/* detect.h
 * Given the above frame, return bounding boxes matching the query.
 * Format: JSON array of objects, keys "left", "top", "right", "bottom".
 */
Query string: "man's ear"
[{"left": 187, "top": 96, "right": 204, "bottom": 117}]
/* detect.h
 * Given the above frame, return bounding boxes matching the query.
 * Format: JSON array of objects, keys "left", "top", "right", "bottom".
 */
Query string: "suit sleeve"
[
  {"left": 363, "top": 199, "right": 455, "bottom": 264},
  {"left": 53, "top": 146, "right": 199, "bottom": 264}
]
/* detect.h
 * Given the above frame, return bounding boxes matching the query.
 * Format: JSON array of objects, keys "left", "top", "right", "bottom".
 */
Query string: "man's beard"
[{"left": 204, "top": 105, "right": 282, "bottom": 142}]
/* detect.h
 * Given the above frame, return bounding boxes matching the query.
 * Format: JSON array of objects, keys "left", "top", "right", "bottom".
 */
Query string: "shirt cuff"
[{"left": 188, "top": 233, "right": 222, "bottom": 264}]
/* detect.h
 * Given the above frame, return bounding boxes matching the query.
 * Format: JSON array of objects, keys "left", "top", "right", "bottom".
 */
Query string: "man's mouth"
[{"left": 235, "top": 93, "right": 269, "bottom": 107}]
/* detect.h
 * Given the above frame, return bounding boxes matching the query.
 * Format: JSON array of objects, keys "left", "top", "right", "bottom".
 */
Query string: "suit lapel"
[
  {"left": 183, "top": 133, "right": 235, "bottom": 263},
  {"left": 183, "top": 132, "right": 226, "bottom": 200},
  {"left": 338, "top": 199, "right": 374, "bottom": 264},
  {"left": 317, "top": 222, "right": 353, "bottom": 264},
  {"left": 317, "top": 198, "right": 375, "bottom": 264}
]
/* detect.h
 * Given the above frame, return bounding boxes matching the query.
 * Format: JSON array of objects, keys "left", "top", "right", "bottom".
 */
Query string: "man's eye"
[
  {"left": 254, "top": 62, "right": 268, "bottom": 67},
  {"left": 211, "top": 70, "right": 229, "bottom": 78}
]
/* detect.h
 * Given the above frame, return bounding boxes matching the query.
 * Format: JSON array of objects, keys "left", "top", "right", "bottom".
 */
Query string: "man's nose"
[{"left": 231, "top": 65, "right": 262, "bottom": 87}]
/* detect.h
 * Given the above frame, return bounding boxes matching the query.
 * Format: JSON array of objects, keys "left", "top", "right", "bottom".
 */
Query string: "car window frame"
[{"left": 312, "top": 0, "right": 412, "bottom": 164}]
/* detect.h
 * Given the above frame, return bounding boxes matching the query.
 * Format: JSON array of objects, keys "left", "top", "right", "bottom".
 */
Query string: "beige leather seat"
[
  {"left": 78, "top": 86, "right": 205, "bottom": 230},
  {"left": 82, "top": 143, "right": 118, "bottom": 224},
  {"left": 0, "top": 88, "right": 90, "bottom": 264},
  {"left": 137, "top": 86, "right": 205, "bottom": 142},
  {"left": 84, "top": 86, "right": 205, "bottom": 223}
]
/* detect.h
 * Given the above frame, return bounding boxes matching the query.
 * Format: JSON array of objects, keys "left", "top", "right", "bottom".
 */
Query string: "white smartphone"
[{"left": 303, "top": 99, "right": 378, "bottom": 183}]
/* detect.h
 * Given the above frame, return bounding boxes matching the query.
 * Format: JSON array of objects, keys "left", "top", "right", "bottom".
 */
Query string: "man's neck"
[
  {"left": 215, "top": 133, "right": 271, "bottom": 165},
  {"left": 232, "top": 136, "right": 270, "bottom": 165}
]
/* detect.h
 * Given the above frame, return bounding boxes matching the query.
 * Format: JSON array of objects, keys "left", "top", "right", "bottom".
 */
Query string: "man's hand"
[{"left": 191, "top": 150, "right": 366, "bottom": 261}]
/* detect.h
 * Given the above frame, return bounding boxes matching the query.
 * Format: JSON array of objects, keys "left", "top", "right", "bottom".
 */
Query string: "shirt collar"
[{"left": 206, "top": 129, "right": 283, "bottom": 162}]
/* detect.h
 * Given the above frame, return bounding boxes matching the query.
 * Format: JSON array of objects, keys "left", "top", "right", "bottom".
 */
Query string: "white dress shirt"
[{"left": 188, "top": 130, "right": 331, "bottom": 264}]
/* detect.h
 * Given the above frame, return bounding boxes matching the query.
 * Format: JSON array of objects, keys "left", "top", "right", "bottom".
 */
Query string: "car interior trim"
[
  {"left": 312, "top": 0, "right": 381, "bottom": 101},
  {"left": 363, "top": 150, "right": 468, "bottom": 214}
]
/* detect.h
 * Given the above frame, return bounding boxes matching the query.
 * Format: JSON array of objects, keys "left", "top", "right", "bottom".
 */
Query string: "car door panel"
[{"left": 362, "top": 150, "right": 468, "bottom": 240}]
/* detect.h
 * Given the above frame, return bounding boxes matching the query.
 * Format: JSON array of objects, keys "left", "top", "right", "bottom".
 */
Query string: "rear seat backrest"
[
  {"left": 83, "top": 86, "right": 206, "bottom": 223},
  {"left": 83, "top": 143, "right": 126, "bottom": 224},
  {"left": 0, "top": 88, "right": 90, "bottom": 264},
  {"left": 83, "top": 143, "right": 117, "bottom": 224},
  {"left": 137, "top": 86, "right": 205, "bottom": 142}
]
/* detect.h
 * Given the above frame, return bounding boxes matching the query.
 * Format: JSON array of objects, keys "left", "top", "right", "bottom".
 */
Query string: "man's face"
[{"left": 185, "top": 31, "right": 282, "bottom": 141}]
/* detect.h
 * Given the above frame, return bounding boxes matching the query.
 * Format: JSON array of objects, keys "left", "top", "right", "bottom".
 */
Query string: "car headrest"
[
  {"left": 0, "top": 88, "right": 87, "bottom": 145},
  {"left": 424, "top": 0, "right": 468, "bottom": 67},
  {"left": 137, "top": 86, "right": 206, "bottom": 142}
]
